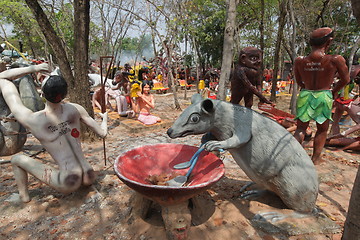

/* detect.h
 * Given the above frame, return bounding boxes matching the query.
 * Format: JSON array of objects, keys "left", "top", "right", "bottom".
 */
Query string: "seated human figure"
[
  {"left": 136, "top": 80, "right": 161, "bottom": 125},
  {"left": 0, "top": 63, "right": 108, "bottom": 202},
  {"left": 92, "top": 87, "right": 115, "bottom": 112},
  {"left": 111, "top": 71, "right": 136, "bottom": 117},
  {"left": 328, "top": 78, "right": 360, "bottom": 139}
]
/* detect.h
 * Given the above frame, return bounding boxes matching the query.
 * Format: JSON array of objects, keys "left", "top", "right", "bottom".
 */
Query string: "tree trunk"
[
  {"left": 347, "top": 37, "right": 360, "bottom": 74},
  {"left": 342, "top": 3, "right": 360, "bottom": 238},
  {"left": 351, "top": 0, "right": 360, "bottom": 25},
  {"left": 270, "top": 0, "right": 287, "bottom": 102},
  {"left": 287, "top": 0, "right": 298, "bottom": 115},
  {"left": 24, "top": 0, "right": 75, "bottom": 93},
  {"left": 73, "top": 0, "right": 95, "bottom": 139},
  {"left": 25, "top": 0, "right": 95, "bottom": 139},
  {"left": 342, "top": 166, "right": 360, "bottom": 239},
  {"left": 192, "top": 37, "right": 201, "bottom": 94},
  {"left": 259, "top": 0, "right": 265, "bottom": 89},
  {"left": 217, "top": 0, "right": 238, "bottom": 101},
  {"left": 163, "top": 41, "right": 181, "bottom": 110}
]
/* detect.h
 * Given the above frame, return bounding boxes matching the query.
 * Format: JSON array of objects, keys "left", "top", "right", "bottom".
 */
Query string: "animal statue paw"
[
  {"left": 239, "top": 182, "right": 267, "bottom": 199},
  {"left": 239, "top": 182, "right": 256, "bottom": 192},
  {"left": 240, "top": 189, "right": 268, "bottom": 199},
  {"left": 204, "top": 140, "right": 225, "bottom": 152},
  {"left": 253, "top": 210, "right": 315, "bottom": 223},
  {"left": 253, "top": 212, "right": 287, "bottom": 223}
]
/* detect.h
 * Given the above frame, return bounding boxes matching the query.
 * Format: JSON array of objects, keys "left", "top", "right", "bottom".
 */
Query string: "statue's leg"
[
  {"left": 294, "top": 120, "right": 310, "bottom": 144},
  {"left": 74, "top": 157, "right": 95, "bottom": 186},
  {"left": 338, "top": 140, "right": 360, "bottom": 151},
  {"left": 329, "top": 102, "right": 345, "bottom": 136},
  {"left": 120, "top": 95, "right": 128, "bottom": 112},
  {"left": 11, "top": 154, "right": 82, "bottom": 202},
  {"left": 312, "top": 120, "right": 330, "bottom": 165},
  {"left": 244, "top": 92, "right": 253, "bottom": 108},
  {"left": 117, "top": 95, "right": 129, "bottom": 116}
]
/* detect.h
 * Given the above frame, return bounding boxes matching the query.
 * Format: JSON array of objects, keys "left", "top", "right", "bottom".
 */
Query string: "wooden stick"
[{"left": 99, "top": 56, "right": 114, "bottom": 166}]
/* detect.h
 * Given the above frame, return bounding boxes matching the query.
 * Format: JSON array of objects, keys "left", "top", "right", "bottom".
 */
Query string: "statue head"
[
  {"left": 124, "top": 63, "right": 132, "bottom": 70},
  {"left": 239, "top": 47, "right": 262, "bottom": 70},
  {"left": 42, "top": 75, "right": 68, "bottom": 103},
  {"left": 309, "top": 27, "right": 334, "bottom": 47},
  {"left": 141, "top": 80, "right": 153, "bottom": 93},
  {"left": 161, "top": 203, "right": 191, "bottom": 240}
]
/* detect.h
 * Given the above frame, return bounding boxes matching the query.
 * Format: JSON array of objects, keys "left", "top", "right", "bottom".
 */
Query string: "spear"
[{"left": 99, "top": 56, "right": 114, "bottom": 166}]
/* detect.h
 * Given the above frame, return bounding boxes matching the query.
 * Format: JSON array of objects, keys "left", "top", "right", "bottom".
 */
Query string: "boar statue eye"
[{"left": 189, "top": 114, "right": 200, "bottom": 123}]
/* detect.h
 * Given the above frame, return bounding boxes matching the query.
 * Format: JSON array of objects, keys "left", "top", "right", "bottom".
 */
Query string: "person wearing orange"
[{"left": 293, "top": 27, "right": 350, "bottom": 165}]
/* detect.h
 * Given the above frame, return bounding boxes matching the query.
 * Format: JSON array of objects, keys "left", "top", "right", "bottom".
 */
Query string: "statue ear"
[
  {"left": 191, "top": 93, "right": 203, "bottom": 104},
  {"left": 201, "top": 99, "right": 214, "bottom": 115}
]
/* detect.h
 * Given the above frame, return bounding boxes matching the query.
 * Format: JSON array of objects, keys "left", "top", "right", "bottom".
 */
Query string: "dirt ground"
[{"left": 0, "top": 89, "right": 359, "bottom": 240}]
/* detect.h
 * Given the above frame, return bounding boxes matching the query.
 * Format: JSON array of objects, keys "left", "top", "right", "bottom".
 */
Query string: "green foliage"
[
  {"left": 0, "top": 0, "right": 44, "bottom": 57},
  {"left": 0, "top": 0, "right": 358, "bottom": 70},
  {"left": 290, "top": 0, "right": 359, "bottom": 59},
  {"left": 184, "top": 54, "right": 193, "bottom": 67},
  {"left": 178, "top": 0, "right": 227, "bottom": 68},
  {"left": 89, "top": 21, "right": 102, "bottom": 57},
  {"left": 322, "top": 0, "right": 359, "bottom": 57},
  {"left": 51, "top": 3, "right": 75, "bottom": 51}
]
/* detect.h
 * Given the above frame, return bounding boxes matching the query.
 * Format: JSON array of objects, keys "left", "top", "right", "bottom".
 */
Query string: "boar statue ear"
[
  {"left": 191, "top": 93, "right": 203, "bottom": 104},
  {"left": 201, "top": 98, "right": 214, "bottom": 115}
]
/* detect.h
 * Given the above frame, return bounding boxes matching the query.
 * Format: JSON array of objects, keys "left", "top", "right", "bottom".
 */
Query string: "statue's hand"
[
  {"left": 35, "top": 63, "right": 51, "bottom": 73},
  {"left": 98, "top": 111, "right": 109, "bottom": 136},
  {"left": 264, "top": 98, "right": 274, "bottom": 106},
  {"left": 98, "top": 111, "right": 108, "bottom": 120},
  {"left": 204, "top": 140, "right": 226, "bottom": 151}
]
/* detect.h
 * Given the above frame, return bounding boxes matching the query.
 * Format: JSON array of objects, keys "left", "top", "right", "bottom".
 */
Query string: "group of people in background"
[{"left": 90, "top": 62, "right": 161, "bottom": 125}]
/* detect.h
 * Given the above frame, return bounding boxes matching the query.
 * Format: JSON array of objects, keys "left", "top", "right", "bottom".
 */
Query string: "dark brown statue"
[{"left": 230, "top": 47, "right": 272, "bottom": 108}]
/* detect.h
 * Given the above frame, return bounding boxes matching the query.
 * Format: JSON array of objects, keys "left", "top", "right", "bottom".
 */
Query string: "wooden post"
[{"left": 99, "top": 56, "right": 114, "bottom": 166}]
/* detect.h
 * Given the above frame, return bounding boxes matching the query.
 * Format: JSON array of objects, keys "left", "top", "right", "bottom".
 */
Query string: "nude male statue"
[
  {"left": 0, "top": 63, "right": 108, "bottom": 202},
  {"left": 230, "top": 47, "right": 272, "bottom": 108},
  {"left": 293, "top": 27, "right": 350, "bottom": 165}
]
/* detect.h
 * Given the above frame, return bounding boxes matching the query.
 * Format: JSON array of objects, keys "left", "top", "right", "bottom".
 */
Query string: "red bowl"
[{"left": 114, "top": 143, "right": 225, "bottom": 206}]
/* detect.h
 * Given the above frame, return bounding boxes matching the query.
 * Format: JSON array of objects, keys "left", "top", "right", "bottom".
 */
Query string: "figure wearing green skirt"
[{"left": 293, "top": 27, "right": 349, "bottom": 165}]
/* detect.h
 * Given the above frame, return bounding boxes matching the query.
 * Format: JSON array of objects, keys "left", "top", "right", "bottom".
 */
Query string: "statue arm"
[
  {"left": 237, "top": 67, "right": 272, "bottom": 104},
  {"left": 332, "top": 55, "right": 350, "bottom": 98},
  {"left": 0, "top": 79, "right": 34, "bottom": 128},
  {"left": 71, "top": 103, "right": 107, "bottom": 138},
  {"left": 294, "top": 57, "right": 305, "bottom": 89},
  {"left": 137, "top": 92, "right": 155, "bottom": 108},
  {"left": 0, "top": 63, "right": 49, "bottom": 80},
  {"left": 204, "top": 127, "right": 252, "bottom": 151}
]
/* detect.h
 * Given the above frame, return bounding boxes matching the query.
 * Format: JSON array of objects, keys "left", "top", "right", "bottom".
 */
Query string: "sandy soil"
[{"left": 0, "top": 89, "right": 359, "bottom": 240}]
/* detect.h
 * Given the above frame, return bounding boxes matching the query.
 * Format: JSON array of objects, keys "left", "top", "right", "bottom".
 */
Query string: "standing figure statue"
[
  {"left": 0, "top": 64, "right": 108, "bottom": 202},
  {"left": 230, "top": 47, "right": 272, "bottom": 108},
  {"left": 293, "top": 27, "right": 350, "bottom": 165}
]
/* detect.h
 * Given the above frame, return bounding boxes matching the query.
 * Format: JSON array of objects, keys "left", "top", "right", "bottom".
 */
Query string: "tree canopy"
[{"left": 0, "top": 0, "right": 358, "bottom": 71}]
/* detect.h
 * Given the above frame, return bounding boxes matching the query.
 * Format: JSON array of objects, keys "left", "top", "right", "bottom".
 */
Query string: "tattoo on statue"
[{"left": 48, "top": 121, "right": 71, "bottom": 136}]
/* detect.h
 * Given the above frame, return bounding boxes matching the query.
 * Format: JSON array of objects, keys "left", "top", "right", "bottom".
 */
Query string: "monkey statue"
[{"left": 230, "top": 47, "right": 272, "bottom": 108}]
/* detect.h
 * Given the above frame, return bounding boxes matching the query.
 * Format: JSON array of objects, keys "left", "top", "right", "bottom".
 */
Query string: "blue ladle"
[{"left": 167, "top": 146, "right": 205, "bottom": 187}]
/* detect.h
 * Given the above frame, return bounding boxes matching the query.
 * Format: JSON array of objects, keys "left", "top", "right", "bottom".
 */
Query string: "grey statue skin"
[{"left": 167, "top": 94, "right": 319, "bottom": 213}]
